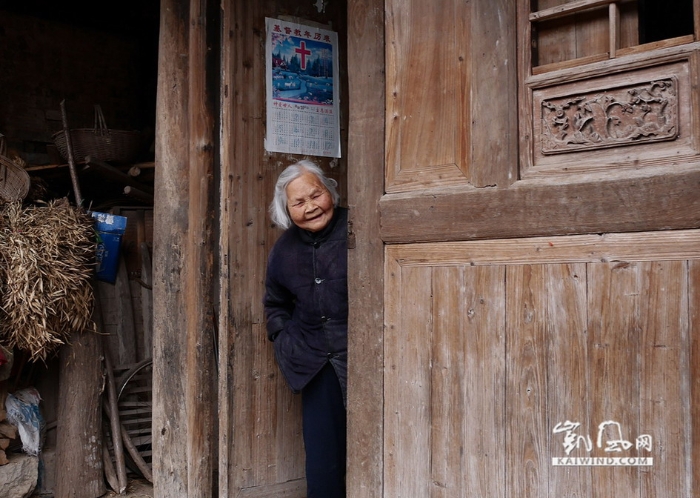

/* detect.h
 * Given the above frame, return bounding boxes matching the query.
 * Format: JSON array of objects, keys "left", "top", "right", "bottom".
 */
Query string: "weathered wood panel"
[
  {"left": 385, "top": 0, "right": 469, "bottom": 192},
  {"left": 639, "top": 261, "right": 689, "bottom": 497},
  {"left": 470, "top": 0, "right": 518, "bottom": 189},
  {"left": 506, "top": 265, "right": 549, "bottom": 497},
  {"left": 384, "top": 229, "right": 700, "bottom": 496},
  {"left": 384, "top": 0, "right": 516, "bottom": 192},
  {"left": 430, "top": 265, "right": 506, "bottom": 497},
  {"left": 545, "top": 263, "right": 592, "bottom": 497},
  {"left": 383, "top": 263, "right": 432, "bottom": 496}
]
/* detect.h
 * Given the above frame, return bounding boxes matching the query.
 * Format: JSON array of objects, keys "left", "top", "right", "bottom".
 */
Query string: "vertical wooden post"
[
  {"left": 185, "top": 0, "right": 218, "bottom": 495},
  {"left": 55, "top": 314, "right": 106, "bottom": 497},
  {"left": 347, "top": 0, "right": 385, "bottom": 497},
  {"left": 152, "top": 0, "right": 191, "bottom": 495},
  {"left": 152, "top": 0, "right": 218, "bottom": 496}
]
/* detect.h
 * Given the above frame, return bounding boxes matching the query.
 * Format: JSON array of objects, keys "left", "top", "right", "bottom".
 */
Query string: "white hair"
[{"left": 269, "top": 160, "right": 340, "bottom": 230}]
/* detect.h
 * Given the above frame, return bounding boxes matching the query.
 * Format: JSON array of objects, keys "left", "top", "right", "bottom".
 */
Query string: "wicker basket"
[
  {"left": 52, "top": 105, "right": 144, "bottom": 164},
  {"left": 0, "top": 135, "right": 30, "bottom": 203}
]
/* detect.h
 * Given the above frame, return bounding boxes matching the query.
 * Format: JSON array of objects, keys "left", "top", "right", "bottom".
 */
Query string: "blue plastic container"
[{"left": 91, "top": 211, "right": 128, "bottom": 284}]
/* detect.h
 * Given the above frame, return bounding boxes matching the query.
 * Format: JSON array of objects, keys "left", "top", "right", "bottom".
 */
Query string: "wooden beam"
[
  {"left": 84, "top": 157, "right": 155, "bottom": 195},
  {"left": 123, "top": 185, "right": 155, "bottom": 203},
  {"left": 379, "top": 169, "right": 700, "bottom": 244},
  {"left": 529, "top": 0, "right": 616, "bottom": 23}
]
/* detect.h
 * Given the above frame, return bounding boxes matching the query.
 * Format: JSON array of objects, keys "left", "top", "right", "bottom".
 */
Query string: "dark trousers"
[{"left": 302, "top": 362, "right": 347, "bottom": 498}]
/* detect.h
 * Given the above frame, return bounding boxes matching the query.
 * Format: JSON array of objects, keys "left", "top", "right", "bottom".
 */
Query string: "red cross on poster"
[{"left": 265, "top": 18, "right": 341, "bottom": 158}]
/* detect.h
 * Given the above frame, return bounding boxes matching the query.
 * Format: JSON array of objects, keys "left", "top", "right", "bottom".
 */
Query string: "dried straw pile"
[{"left": 0, "top": 199, "right": 96, "bottom": 361}]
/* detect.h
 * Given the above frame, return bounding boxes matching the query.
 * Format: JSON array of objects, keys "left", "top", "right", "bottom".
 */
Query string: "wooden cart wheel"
[{"left": 116, "top": 358, "right": 153, "bottom": 479}]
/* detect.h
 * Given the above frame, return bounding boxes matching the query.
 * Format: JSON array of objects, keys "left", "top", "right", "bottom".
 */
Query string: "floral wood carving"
[{"left": 540, "top": 78, "right": 678, "bottom": 155}]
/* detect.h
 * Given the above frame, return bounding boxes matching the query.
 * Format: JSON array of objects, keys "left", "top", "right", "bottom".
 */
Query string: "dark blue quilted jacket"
[{"left": 263, "top": 207, "right": 348, "bottom": 400}]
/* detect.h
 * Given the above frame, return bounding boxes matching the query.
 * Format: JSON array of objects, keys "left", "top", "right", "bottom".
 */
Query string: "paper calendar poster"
[{"left": 265, "top": 18, "right": 341, "bottom": 158}]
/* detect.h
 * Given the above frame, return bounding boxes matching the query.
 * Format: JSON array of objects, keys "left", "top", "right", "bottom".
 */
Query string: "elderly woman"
[{"left": 264, "top": 159, "right": 348, "bottom": 497}]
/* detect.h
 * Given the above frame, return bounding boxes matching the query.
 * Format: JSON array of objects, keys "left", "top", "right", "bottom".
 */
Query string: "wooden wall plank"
[
  {"left": 588, "top": 262, "right": 641, "bottom": 495},
  {"left": 546, "top": 263, "right": 592, "bottom": 496},
  {"left": 183, "top": 0, "right": 219, "bottom": 495},
  {"left": 639, "top": 261, "right": 688, "bottom": 497},
  {"left": 470, "top": 0, "right": 518, "bottom": 188},
  {"left": 506, "top": 265, "right": 549, "bottom": 497},
  {"left": 690, "top": 260, "right": 700, "bottom": 495},
  {"left": 346, "top": 0, "right": 385, "bottom": 496},
  {"left": 462, "top": 266, "right": 507, "bottom": 497},
  {"left": 152, "top": 0, "right": 218, "bottom": 496},
  {"left": 237, "top": 479, "right": 306, "bottom": 497},
  {"left": 383, "top": 262, "right": 432, "bottom": 496},
  {"left": 430, "top": 267, "right": 467, "bottom": 497}
]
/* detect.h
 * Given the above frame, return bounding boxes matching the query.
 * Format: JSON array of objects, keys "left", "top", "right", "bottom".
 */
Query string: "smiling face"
[{"left": 285, "top": 171, "right": 335, "bottom": 232}]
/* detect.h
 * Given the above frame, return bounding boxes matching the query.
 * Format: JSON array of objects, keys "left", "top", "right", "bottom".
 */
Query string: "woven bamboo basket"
[
  {"left": 52, "top": 105, "right": 144, "bottom": 164},
  {"left": 0, "top": 135, "right": 30, "bottom": 203}
]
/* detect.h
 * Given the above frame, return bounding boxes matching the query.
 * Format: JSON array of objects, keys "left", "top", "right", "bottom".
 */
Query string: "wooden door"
[
  {"left": 345, "top": 0, "right": 700, "bottom": 496},
  {"left": 383, "top": 232, "right": 700, "bottom": 497}
]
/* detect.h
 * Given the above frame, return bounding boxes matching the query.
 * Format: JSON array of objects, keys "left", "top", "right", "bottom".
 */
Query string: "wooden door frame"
[{"left": 346, "top": 0, "right": 385, "bottom": 497}]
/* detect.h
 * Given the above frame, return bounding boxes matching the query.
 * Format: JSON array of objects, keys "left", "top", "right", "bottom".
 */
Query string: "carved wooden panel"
[
  {"left": 522, "top": 58, "right": 699, "bottom": 177},
  {"left": 541, "top": 78, "right": 678, "bottom": 154}
]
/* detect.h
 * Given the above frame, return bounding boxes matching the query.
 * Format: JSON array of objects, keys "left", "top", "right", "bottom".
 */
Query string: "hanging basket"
[
  {"left": 0, "top": 134, "right": 30, "bottom": 203},
  {"left": 52, "top": 105, "right": 144, "bottom": 164}
]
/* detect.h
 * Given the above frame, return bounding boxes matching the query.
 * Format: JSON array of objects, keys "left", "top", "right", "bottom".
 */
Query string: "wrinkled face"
[{"left": 285, "top": 172, "right": 335, "bottom": 232}]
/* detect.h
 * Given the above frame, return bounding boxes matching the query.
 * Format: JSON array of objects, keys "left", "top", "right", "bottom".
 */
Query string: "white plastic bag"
[{"left": 5, "top": 387, "right": 43, "bottom": 456}]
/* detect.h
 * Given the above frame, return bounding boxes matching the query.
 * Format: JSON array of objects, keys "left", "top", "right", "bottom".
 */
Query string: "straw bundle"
[{"left": 0, "top": 199, "right": 96, "bottom": 361}]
